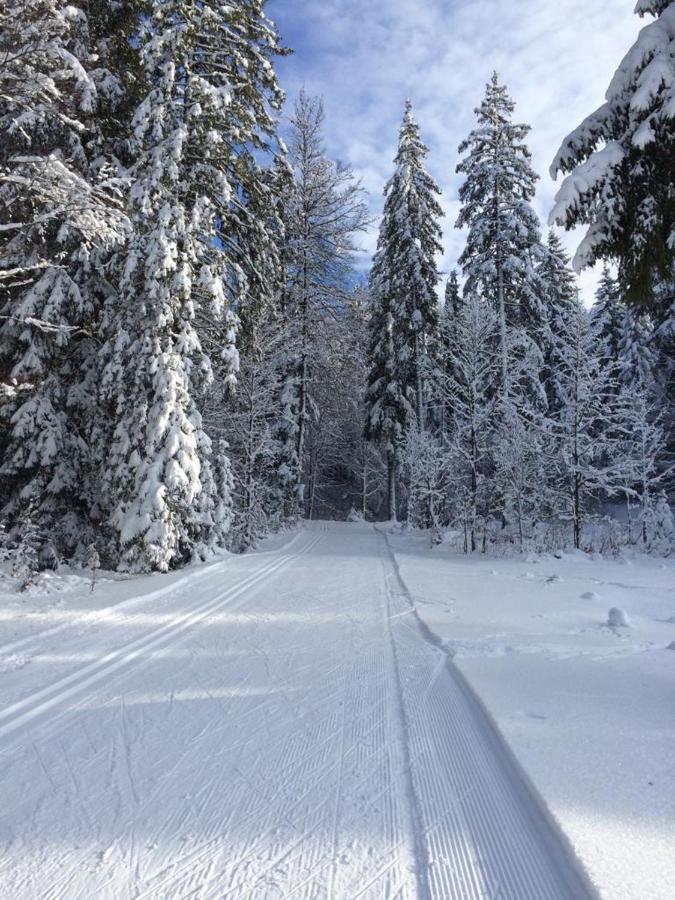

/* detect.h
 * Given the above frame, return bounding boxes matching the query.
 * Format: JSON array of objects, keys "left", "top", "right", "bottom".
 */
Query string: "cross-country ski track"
[{"left": 0, "top": 522, "right": 594, "bottom": 899}]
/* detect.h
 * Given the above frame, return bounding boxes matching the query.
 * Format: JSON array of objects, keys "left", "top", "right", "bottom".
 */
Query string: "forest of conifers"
[{"left": 1, "top": 0, "right": 673, "bottom": 577}]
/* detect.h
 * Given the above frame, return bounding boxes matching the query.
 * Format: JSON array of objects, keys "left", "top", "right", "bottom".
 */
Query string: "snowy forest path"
[{"left": 0, "top": 522, "right": 592, "bottom": 899}]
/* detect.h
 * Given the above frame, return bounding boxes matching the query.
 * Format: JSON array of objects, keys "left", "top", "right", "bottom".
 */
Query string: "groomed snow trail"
[{"left": 0, "top": 523, "right": 591, "bottom": 899}]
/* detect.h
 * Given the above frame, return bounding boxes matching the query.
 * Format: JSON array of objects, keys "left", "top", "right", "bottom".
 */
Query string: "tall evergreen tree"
[
  {"left": 590, "top": 266, "right": 625, "bottom": 369},
  {"left": 367, "top": 100, "right": 443, "bottom": 434},
  {"left": 651, "top": 268, "right": 675, "bottom": 491},
  {"left": 550, "top": 1, "right": 675, "bottom": 305},
  {"left": 0, "top": 0, "right": 128, "bottom": 557},
  {"left": 444, "top": 270, "right": 462, "bottom": 320},
  {"left": 364, "top": 276, "right": 409, "bottom": 521},
  {"left": 100, "top": 0, "right": 284, "bottom": 571},
  {"left": 435, "top": 269, "right": 462, "bottom": 434},
  {"left": 365, "top": 101, "right": 442, "bottom": 518},
  {"left": 617, "top": 306, "right": 658, "bottom": 393},
  {"left": 456, "top": 72, "right": 547, "bottom": 393},
  {"left": 589, "top": 267, "right": 655, "bottom": 398},
  {"left": 537, "top": 231, "right": 579, "bottom": 414}
]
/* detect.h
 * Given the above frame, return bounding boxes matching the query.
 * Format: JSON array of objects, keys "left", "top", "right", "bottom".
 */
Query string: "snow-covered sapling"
[
  {"left": 87, "top": 543, "right": 100, "bottom": 593},
  {"left": 641, "top": 491, "right": 675, "bottom": 556},
  {"left": 11, "top": 515, "right": 41, "bottom": 592}
]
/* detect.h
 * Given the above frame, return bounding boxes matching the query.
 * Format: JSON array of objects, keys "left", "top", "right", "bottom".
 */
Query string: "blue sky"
[{"left": 267, "top": 0, "right": 642, "bottom": 303}]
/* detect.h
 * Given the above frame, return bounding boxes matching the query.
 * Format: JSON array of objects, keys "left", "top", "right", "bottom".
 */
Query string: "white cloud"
[{"left": 268, "top": 0, "right": 640, "bottom": 304}]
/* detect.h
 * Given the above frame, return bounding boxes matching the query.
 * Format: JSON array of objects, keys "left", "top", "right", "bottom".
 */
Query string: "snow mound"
[
  {"left": 580, "top": 590, "right": 600, "bottom": 600},
  {"left": 667, "top": 641, "right": 675, "bottom": 651},
  {"left": 607, "top": 607, "right": 631, "bottom": 628}
]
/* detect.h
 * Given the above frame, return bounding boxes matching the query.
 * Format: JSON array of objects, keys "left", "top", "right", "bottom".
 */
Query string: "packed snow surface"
[
  {"left": 389, "top": 528, "right": 675, "bottom": 900},
  {"left": 0, "top": 522, "right": 672, "bottom": 899}
]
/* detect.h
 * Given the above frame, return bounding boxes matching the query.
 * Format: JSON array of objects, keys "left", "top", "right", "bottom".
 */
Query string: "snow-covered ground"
[
  {"left": 0, "top": 521, "right": 672, "bottom": 899},
  {"left": 388, "top": 528, "right": 675, "bottom": 900}
]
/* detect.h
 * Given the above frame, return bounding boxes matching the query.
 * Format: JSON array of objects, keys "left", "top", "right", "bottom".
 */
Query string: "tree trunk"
[
  {"left": 470, "top": 425, "right": 477, "bottom": 552},
  {"left": 573, "top": 475, "right": 581, "bottom": 550},
  {"left": 497, "top": 259, "right": 508, "bottom": 396},
  {"left": 494, "top": 168, "right": 508, "bottom": 397},
  {"left": 415, "top": 331, "right": 425, "bottom": 433},
  {"left": 308, "top": 459, "right": 316, "bottom": 520},
  {"left": 362, "top": 461, "right": 368, "bottom": 518},
  {"left": 296, "top": 207, "right": 310, "bottom": 517},
  {"left": 296, "top": 350, "right": 308, "bottom": 507},
  {"left": 387, "top": 451, "right": 397, "bottom": 522},
  {"left": 243, "top": 398, "right": 255, "bottom": 549}
]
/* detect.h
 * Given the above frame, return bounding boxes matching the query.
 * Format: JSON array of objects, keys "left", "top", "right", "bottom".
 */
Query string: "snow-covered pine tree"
[
  {"left": 11, "top": 501, "right": 41, "bottom": 591},
  {"left": 364, "top": 274, "right": 409, "bottom": 521},
  {"left": 368, "top": 100, "right": 443, "bottom": 434},
  {"left": 590, "top": 266, "right": 625, "bottom": 374},
  {"left": 537, "top": 231, "right": 580, "bottom": 414},
  {"left": 435, "top": 269, "right": 462, "bottom": 435},
  {"left": 275, "top": 92, "right": 368, "bottom": 518},
  {"left": 456, "top": 73, "right": 548, "bottom": 393},
  {"left": 100, "top": 0, "right": 284, "bottom": 571},
  {"left": 550, "top": 1, "right": 675, "bottom": 305},
  {"left": 587, "top": 267, "right": 658, "bottom": 505},
  {"left": 589, "top": 264, "right": 656, "bottom": 393},
  {"left": 651, "top": 268, "right": 675, "bottom": 491},
  {"left": 444, "top": 270, "right": 462, "bottom": 321},
  {"left": 365, "top": 101, "right": 442, "bottom": 519},
  {"left": 0, "top": 0, "right": 127, "bottom": 558},
  {"left": 617, "top": 305, "right": 658, "bottom": 393}
]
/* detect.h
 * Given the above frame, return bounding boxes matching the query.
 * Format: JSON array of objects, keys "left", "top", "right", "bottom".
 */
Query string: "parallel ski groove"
[
  {"left": 0, "top": 535, "right": 321, "bottom": 744},
  {"left": 0, "top": 524, "right": 595, "bottom": 900},
  {"left": 379, "top": 528, "right": 594, "bottom": 900}
]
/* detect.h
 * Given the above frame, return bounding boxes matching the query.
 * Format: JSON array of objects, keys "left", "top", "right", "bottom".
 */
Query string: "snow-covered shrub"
[
  {"left": 401, "top": 429, "right": 451, "bottom": 546},
  {"left": 641, "top": 492, "right": 675, "bottom": 555},
  {"left": 86, "top": 543, "right": 100, "bottom": 593},
  {"left": 597, "top": 516, "right": 629, "bottom": 557},
  {"left": 11, "top": 514, "right": 42, "bottom": 592}
]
